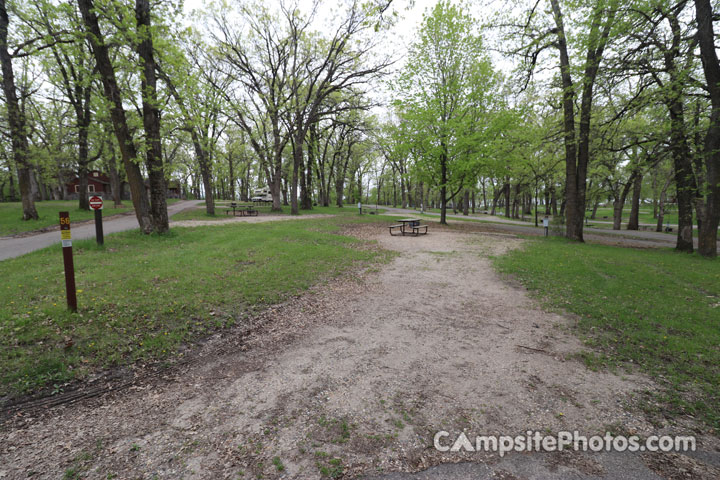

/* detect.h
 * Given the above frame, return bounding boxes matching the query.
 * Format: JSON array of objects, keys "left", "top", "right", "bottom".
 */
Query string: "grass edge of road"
[
  {"left": 0, "top": 199, "right": 184, "bottom": 237},
  {"left": 492, "top": 236, "right": 720, "bottom": 431},
  {"left": 0, "top": 213, "right": 396, "bottom": 399}
]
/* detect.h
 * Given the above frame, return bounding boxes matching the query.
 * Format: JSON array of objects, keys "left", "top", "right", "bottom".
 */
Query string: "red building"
[
  {"left": 65, "top": 170, "right": 111, "bottom": 199},
  {"left": 66, "top": 171, "right": 184, "bottom": 200}
]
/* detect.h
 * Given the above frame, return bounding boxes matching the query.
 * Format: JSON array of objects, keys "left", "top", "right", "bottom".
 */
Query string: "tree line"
[
  {"left": 1, "top": 0, "right": 718, "bottom": 257},
  {"left": 0, "top": 0, "right": 391, "bottom": 228},
  {"left": 383, "top": 0, "right": 719, "bottom": 257}
]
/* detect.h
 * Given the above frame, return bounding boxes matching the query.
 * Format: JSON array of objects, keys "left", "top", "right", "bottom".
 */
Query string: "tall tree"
[
  {"left": 549, "top": 0, "right": 617, "bottom": 241},
  {"left": 77, "top": 0, "right": 153, "bottom": 233},
  {"left": 135, "top": 0, "right": 168, "bottom": 232},
  {"left": 158, "top": 30, "right": 228, "bottom": 216},
  {"left": 394, "top": 0, "right": 500, "bottom": 224},
  {"left": 0, "top": 0, "right": 38, "bottom": 220},
  {"left": 32, "top": 0, "right": 97, "bottom": 210},
  {"left": 693, "top": 0, "right": 720, "bottom": 257},
  {"left": 210, "top": 1, "right": 296, "bottom": 212}
]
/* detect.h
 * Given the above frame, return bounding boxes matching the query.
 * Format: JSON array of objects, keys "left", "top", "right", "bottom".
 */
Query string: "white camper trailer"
[{"left": 251, "top": 187, "right": 273, "bottom": 202}]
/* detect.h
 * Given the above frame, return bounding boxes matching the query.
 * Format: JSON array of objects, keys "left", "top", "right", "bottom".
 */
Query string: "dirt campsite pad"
[{"left": 1, "top": 224, "right": 718, "bottom": 479}]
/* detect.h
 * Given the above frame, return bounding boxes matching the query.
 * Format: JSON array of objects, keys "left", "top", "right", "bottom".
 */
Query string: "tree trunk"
[
  {"left": 481, "top": 179, "right": 487, "bottom": 210},
  {"left": 7, "top": 160, "right": 17, "bottom": 201},
  {"left": 282, "top": 175, "right": 289, "bottom": 206},
  {"left": 440, "top": 147, "right": 447, "bottom": 225},
  {"left": 418, "top": 180, "right": 424, "bottom": 210},
  {"left": 544, "top": 187, "right": 551, "bottom": 215},
  {"left": 303, "top": 149, "right": 313, "bottom": 209},
  {"left": 77, "top": 114, "right": 91, "bottom": 210},
  {"left": 191, "top": 139, "right": 214, "bottom": 215},
  {"left": 108, "top": 147, "right": 123, "bottom": 206},
  {"left": 523, "top": 192, "right": 532, "bottom": 215},
  {"left": 668, "top": 107, "right": 696, "bottom": 252},
  {"left": 291, "top": 130, "right": 303, "bottom": 215},
  {"left": 550, "top": 0, "right": 614, "bottom": 242},
  {"left": 627, "top": 173, "right": 643, "bottom": 230},
  {"left": 77, "top": 164, "right": 89, "bottom": 210},
  {"left": 271, "top": 156, "right": 283, "bottom": 210},
  {"left": 228, "top": 154, "right": 235, "bottom": 201},
  {"left": 136, "top": 0, "right": 168, "bottom": 233},
  {"left": 304, "top": 126, "right": 318, "bottom": 210},
  {"left": 656, "top": 175, "right": 672, "bottom": 232},
  {"left": 504, "top": 182, "right": 511, "bottom": 218},
  {"left": 612, "top": 173, "right": 636, "bottom": 230},
  {"left": 490, "top": 185, "right": 499, "bottom": 215},
  {"left": 78, "top": 0, "right": 153, "bottom": 233},
  {"left": 0, "top": 0, "right": 37, "bottom": 220},
  {"left": 335, "top": 176, "right": 344, "bottom": 208},
  {"left": 694, "top": 0, "right": 720, "bottom": 257}
]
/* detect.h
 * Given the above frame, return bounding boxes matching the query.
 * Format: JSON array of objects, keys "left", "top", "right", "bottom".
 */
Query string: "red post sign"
[
  {"left": 89, "top": 195, "right": 103, "bottom": 210},
  {"left": 59, "top": 212, "right": 77, "bottom": 312},
  {"left": 89, "top": 195, "right": 104, "bottom": 245}
]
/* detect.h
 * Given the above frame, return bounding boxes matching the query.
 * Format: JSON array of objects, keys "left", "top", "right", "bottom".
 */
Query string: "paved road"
[
  {"left": 0, "top": 200, "right": 201, "bottom": 261},
  {"left": 381, "top": 206, "right": 718, "bottom": 249},
  {"left": 362, "top": 448, "right": 720, "bottom": 480}
]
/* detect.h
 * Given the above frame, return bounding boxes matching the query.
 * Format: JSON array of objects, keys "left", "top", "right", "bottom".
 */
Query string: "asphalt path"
[
  {"left": 0, "top": 200, "right": 201, "bottom": 261},
  {"left": 381, "top": 206, "right": 718, "bottom": 249}
]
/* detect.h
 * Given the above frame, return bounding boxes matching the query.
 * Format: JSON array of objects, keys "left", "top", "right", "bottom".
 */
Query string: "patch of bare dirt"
[
  {"left": 0, "top": 224, "right": 715, "bottom": 479},
  {"left": 643, "top": 452, "right": 720, "bottom": 479}
]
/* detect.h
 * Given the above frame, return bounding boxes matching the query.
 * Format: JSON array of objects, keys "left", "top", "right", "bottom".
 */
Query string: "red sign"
[{"left": 89, "top": 195, "right": 103, "bottom": 210}]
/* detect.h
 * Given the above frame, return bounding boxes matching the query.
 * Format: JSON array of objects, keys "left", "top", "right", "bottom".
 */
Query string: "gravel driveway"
[{"left": 1, "top": 224, "right": 717, "bottom": 479}]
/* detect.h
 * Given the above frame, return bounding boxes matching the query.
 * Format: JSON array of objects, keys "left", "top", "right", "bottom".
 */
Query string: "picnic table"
[
  {"left": 225, "top": 202, "right": 259, "bottom": 217},
  {"left": 389, "top": 218, "right": 428, "bottom": 236}
]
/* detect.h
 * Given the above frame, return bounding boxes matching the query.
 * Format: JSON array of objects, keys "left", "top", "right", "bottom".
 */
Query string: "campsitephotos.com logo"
[{"left": 433, "top": 431, "right": 696, "bottom": 457}]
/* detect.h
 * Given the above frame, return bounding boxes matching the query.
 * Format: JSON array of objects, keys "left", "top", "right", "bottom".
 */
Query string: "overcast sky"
[{"left": 182, "top": 0, "right": 438, "bottom": 61}]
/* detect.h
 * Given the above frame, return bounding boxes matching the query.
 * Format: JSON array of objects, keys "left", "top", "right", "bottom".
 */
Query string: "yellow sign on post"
[{"left": 59, "top": 212, "right": 77, "bottom": 311}]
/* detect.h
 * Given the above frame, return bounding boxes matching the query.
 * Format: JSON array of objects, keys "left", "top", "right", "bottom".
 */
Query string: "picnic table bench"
[
  {"left": 389, "top": 218, "right": 428, "bottom": 236},
  {"left": 225, "top": 202, "right": 259, "bottom": 217}
]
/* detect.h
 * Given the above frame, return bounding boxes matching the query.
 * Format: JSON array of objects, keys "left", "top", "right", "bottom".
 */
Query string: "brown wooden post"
[{"left": 59, "top": 212, "right": 77, "bottom": 312}]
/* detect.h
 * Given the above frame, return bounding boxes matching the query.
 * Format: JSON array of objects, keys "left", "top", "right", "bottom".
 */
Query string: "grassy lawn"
[
  {"left": 0, "top": 214, "right": 393, "bottom": 397},
  {"left": 400, "top": 205, "right": 681, "bottom": 226},
  {"left": 494, "top": 237, "right": 720, "bottom": 428},
  {"left": 172, "top": 204, "right": 383, "bottom": 221},
  {"left": 590, "top": 206, "right": 679, "bottom": 226},
  {"left": 0, "top": 201, "right": 133, "bottom": 236}
]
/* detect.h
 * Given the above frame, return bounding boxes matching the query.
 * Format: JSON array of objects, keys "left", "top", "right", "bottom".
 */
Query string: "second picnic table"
[
  {"left": 225, "top": 202, "right": 259, "bottom": 217},
  {"left": 389, "top": 218, "right": 428, "bottom": 236}
]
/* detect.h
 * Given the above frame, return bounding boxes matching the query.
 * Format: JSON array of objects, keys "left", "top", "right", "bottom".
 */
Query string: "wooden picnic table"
[
  {"left": 225, "top": 203, "right": 259, "bottom": 217},
  {"left": 399, "top": 218, "right": 421, "bottom": 228},
  {"left": 389, "top": 218, "right": 428, "bottom": 236}
]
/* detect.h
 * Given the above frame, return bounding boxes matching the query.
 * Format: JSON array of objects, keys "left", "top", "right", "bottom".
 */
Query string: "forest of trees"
[{"left": 0, "top": 0, "right": 718, "bottom": 257}]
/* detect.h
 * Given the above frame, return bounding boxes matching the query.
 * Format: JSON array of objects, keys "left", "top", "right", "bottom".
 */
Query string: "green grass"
[
  {"left": 400, "top": 204, "right": 680, "bottom": 226},
  {"left": 0, "top": 200, "right": 133, "bottom": 236},
  {"left": 590, "top": 206, "right": 679, "bottom": 226},
  {"left": 171, "top": 204, "right": 384, "bottom": 221},
  {"left": 0, "top": 215, "right": 393, "bottom": 397},
  {"left": 493, "top": 237, "right": 720, "bottom": 428}
]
